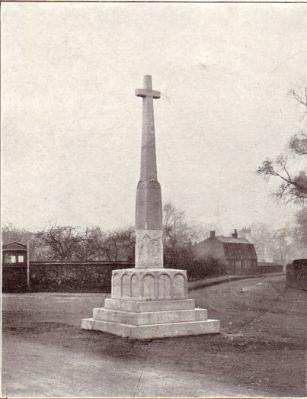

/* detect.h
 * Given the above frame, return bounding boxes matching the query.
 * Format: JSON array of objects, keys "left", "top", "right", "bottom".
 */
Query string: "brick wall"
[
  {"left": 286, "top": 260, "right": 307, "bottom": 290},
  {"left": 2, "top": 261, "right": 134, "bottom": 293},
  {"left": 257, "top": 262, "right": 283, "bottom": 274}
]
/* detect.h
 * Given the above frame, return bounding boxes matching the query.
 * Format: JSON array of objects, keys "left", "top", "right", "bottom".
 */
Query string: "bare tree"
[
  {"left": 241, "top": 222, "right": 306, "bottom": 265},
  {"left": 257, "top": 86, "right": 307, "bottom": 204},
  {"left": 37, "top": 226, "right": 82, "bottom": 261},
  {"left": 288, "top": 87, "right": 307, "bottom": 112},
  {"left": 163, "top": 202, "right": 194, "bottom": 267},
  {"left": 74, "top": 227, "right": 107, "bottom": 261},
  {"left": 294, "top": 207, "right": 307, "bottom": 248},
  {"left": 103, "top": 227, "right": 135, "bottom": 263},
  {"left": 257, "top": 154, "right": 307, "bottom": 203},
  {"left": 289, "top": 132, "right": 307, "bottom": 156}
]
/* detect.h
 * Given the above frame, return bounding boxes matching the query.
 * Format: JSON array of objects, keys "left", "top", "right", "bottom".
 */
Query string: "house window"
[
  {"left": 18, "top": 255, "right": 24, "bottom": 263},
  {"left": 10, "top": 255, "right": 16, "bottom": 263}
]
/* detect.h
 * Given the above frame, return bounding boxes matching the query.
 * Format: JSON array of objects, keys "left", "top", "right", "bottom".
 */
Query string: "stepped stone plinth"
[
  {"left": 81, "top": 75, "right": 220, "bottom": 339},
  {"left": 81, "top": 268, "right": 220, "bottom": 338}
]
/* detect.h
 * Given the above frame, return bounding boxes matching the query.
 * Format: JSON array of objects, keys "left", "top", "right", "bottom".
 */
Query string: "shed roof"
[{"left": 3, "top": 242, "right": 27, "bottom": 251}]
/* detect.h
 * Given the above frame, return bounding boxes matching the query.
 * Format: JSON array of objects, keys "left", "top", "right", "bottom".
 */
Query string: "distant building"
[
  {"left": 193, "top": 229, "right": 258, "bottom": 274},
  {"left": 2, "top": 242, "right": 28, "bottom": 265},
  {"left": 239, "top": 227, "right": 274, "bottom": 263}
]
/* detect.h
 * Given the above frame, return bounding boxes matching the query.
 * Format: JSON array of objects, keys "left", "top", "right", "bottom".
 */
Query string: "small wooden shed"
[
  {"left": 2, "top": 242, "right": 28, "bottom": 265},
  {"left": 2, "top": 242, "right": 29, "bottom": 292}
]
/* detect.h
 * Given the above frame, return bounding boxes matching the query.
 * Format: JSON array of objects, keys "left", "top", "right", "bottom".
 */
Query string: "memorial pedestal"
[
  {"left": 81, "top": 268, "right": 220, "bottom": 339},
  {"left": 81, "top": 75, "right": 220, "bottom": 339}
]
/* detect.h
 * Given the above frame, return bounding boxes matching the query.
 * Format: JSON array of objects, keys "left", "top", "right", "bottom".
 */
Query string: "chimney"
[
  {"left": 232, "top": 229, "right": 238, "bottom": 239},
  {"left": 209, "top": 231, "right": 215, "bottom": 239}
]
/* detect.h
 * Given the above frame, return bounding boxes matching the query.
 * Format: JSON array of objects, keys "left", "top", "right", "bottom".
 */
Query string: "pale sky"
[{"left": 2, "top": 3, "right": 307, "bottom": 234}]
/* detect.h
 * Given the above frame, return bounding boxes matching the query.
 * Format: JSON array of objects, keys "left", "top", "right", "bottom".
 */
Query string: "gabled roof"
[
  {"left": 2, "top": 242, "right": 27, "bottom": 251},
  {"left": 215, "top": 236, "right": 257, "bottom": 258},
  {"left": 215, "top": 236, "right": 251, "bottom": 244},
  {"left": 223, "top": 241, "right": 257, "bottom": 259},
  {"left": 194, "top": 234, "right": 257, "bottom": 260}
]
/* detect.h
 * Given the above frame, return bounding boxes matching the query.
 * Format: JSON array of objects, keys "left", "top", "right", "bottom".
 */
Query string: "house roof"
[
  {"left": 2, "top": 242, "right": 27, "bottom": 252},
  {"left": 222, "top": 241, "right": 257, "bottom": 259},
  {"left": 215, "top": 236, "right": 251, "bottom": 244},
  {"left": 194, "top": 235, "right": 257, "bottom": 259}
]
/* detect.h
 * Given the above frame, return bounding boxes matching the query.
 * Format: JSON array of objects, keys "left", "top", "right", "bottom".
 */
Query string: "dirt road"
[{"left": 2, "top": 275, "right": 306, "bottom": 397}]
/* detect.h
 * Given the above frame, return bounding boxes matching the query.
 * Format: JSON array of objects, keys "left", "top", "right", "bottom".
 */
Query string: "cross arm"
[{"left": 135, "top": 89, "right": 161, "bottom": 99}]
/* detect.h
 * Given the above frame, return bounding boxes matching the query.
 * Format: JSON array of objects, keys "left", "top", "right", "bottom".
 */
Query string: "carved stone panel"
[
  {"left": 142, "top": 274, "right": 155, "bottom": 298},
  {"left": 173, "top": 273, "right": 185, "bottom": 298},
  {"left": 122, "top": 274, "right": 131, "bottom": 297},
  {"left": 135, "top": 229, "right": 163, "bottom": 269},
  {"left": 112, "top": 273, "right": 121, "bottom": 298},
  {"left": 131, "top": 274, "right": 140, "bottom": 297},
  {"left": 111, "top": 268, "right": 188, "bottom": 300},
  {"left": 158, "top": 273, "right": 171, "bottom": 299}
]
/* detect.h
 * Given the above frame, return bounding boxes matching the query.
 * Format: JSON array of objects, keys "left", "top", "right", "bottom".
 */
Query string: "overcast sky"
[{"left": 2, "top": 3, "right": 307, "bottom": 234}]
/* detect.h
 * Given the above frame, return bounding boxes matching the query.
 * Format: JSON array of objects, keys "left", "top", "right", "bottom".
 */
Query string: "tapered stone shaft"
[{"left": 135, "top": 75, "right": 163, "bottom": 269}]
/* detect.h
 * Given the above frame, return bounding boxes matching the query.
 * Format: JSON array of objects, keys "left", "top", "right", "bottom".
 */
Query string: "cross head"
[{"left": 135, "top": 75, "right": 160, "bottom": 99}]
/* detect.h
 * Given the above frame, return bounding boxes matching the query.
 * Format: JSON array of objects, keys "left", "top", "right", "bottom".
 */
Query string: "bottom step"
[{"left": 81, "top": 318, "right": 220, "bottom": 339}]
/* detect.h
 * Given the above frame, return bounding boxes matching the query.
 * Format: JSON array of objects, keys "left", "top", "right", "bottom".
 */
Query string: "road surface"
[{"left": 2, "top": 274, "right": 306, "bottom": 397}]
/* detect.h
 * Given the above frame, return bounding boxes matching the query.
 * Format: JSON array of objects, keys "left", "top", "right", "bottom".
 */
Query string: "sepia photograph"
[{"left": 1, "top": 1, "right": 307, "bottom": 397}]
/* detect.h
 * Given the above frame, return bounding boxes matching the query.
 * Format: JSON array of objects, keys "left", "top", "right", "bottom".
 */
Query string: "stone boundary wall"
[
  {"left": 2, "top": 261, "right": 134, "bottom": 293},
  {"left": 286, "top": 260, "right": 307, "bottom": 291},
  {"left": 2, "top": 260, "right": 285, "bottom": 293},
  {"left": 257, "top": 262, "right": 283, "bottom": 274}
]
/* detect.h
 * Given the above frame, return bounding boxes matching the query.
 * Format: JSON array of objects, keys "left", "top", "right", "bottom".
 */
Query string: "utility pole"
[{"left": 26, "top": 241, "right": 30, "bottom": 291}]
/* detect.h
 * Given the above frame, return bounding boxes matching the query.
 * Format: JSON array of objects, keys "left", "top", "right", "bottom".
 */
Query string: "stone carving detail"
[
  {"left": 143, "top": 274, "right": 155, "bottom": 298},
  {"left": 158, "top": 274, "right": 171, "bottom": 299},
  {"left": 112, "top": 273, "right": 120, "bottom": 298},
  {"left": 131, "top": 274, "right": 140, "bottom": 297},
  {"left": 122, "top": 274, "right": 130, "bottom": 297},
  {"left": 173, "top": 273, "right": 185, "bottom": 298},
  {"left": 111, "top": 269, "right": 187, "bottom": 300},
  {"left": 135, "top": 229, "right": 163, "bottom": 268}
]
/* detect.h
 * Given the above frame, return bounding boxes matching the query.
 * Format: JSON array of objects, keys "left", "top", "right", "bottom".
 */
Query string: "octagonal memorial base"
[{"left": 81, "top": 268, "right": 220, "bottom": 339}]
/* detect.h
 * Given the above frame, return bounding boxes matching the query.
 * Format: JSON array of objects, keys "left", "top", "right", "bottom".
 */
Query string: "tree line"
[
  {"left": 2, "top": 203, "right": 197, "bottom": 264},
  {"left": 2, "top": 201, "right": 306, "bottom": 267}
]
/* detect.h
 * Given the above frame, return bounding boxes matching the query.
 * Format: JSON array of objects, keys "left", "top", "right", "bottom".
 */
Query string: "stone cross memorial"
[{"left": 81, "top": 75, "right": 220, "bottom": 339}]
